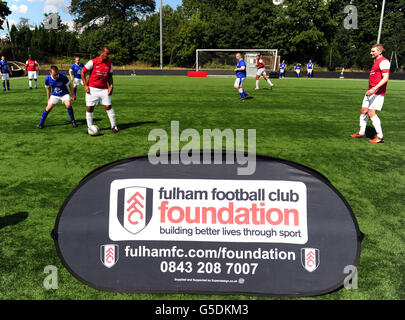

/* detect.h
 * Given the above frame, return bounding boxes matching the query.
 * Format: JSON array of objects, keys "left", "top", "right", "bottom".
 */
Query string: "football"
[{"left": 87, "top": 125, "right": 100, "bottom": 136}]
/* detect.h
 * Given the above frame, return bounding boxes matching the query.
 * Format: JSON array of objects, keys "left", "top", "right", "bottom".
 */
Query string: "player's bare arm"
[
  {"left": 108, "top": 74, "right": 113, "bottom": 96},
  {"left": 46, "top": 87, "right": 51, "bottom": 102},
  {"left": 69, "top": 69, "right": 74, "bottom": 82},
  {"left": 69, "top": 83, "right": 76, "bottom": 100},
  {"left": 81, "top": 69, "right": 90, "bottom": 93}
]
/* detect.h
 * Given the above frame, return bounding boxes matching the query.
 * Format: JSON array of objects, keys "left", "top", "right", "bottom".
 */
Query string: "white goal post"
[{"left": 196, "top": 48, "right": 279, "bottom": 72}]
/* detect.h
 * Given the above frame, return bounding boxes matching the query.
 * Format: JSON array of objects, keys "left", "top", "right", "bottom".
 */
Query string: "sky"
[{"left": 1, "top": 0, "right": 183, "bottom": 36}]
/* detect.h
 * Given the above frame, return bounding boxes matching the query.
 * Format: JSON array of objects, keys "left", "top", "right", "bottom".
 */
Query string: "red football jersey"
[
  {"left": 369, "top": 56, "right": 390, "bottom": 96},
  {"left": 26, "top": 59, "right": 38, "bottom": 71},
  {"left": 83, "top": 57, "right": 113, "bottom": 89},
  {"left": 257, "top": 58, "right": 265, "bottom": 69}
]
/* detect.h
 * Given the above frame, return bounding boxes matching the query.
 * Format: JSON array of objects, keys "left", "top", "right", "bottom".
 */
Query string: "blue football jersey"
[
  {"left": 0, "top": 60, "right": 9, "bottom": 73},
  {"left": 280, "top": 62, "right": 286, "bottom": 70},
  {"left": 295, "top": 64, "right": 301, "bottom": 70},
  {"left": 307, "top": 62, "right": 313, "bottom": 70},
  {"left": 236, "top": 59, "right": 247, "bottom": 78},
  {"left": 45, "top": 73, "right": 70, "bottom": 96},
  {"left": 69, "top": 62, "right": 84, "bottom": 79}
]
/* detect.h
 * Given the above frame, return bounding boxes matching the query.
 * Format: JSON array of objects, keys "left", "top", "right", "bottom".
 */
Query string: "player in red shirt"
[
  {"left": 351, "top": 44, "right": 390, "bottom": 144},
  {"left": 25, "top": 54, "right": 39, "bottom": 89},
  {"left": 81, "top": 46, "right": 118, "bottom": 134},
  {"left": 254, "top": 54, "right": 274, "bottom": 90}
]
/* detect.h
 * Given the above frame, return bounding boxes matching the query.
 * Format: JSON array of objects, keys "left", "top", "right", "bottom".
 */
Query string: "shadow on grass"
[
  {"left": 42, "top": 118, "right": 102, "bottom": 128},
  {"left": 0, "top": 212, "right": 28, "bottom": 230},
  {"left": 100, "top": 121, "right": 158, "bottom": 132}
]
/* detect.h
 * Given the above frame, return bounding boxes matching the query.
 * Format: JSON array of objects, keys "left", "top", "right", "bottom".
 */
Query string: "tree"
[
  {"left": 135, "top": 5, "right": 184, "bottom": 66},
  {"left": 168, "top": 11, "right": 211, "bottom": 67},
  {"left": 376, "top": 0, "right": 405, "bottom": 70},
  {"left": 17, "top": 17, "right": 30, "bottom": 29},
  {"left": 0, "top": 1, "right": 11, "bottom": 30},
  {"left": 327, "top": 0, "right": 405, "bottom": 70},
  {"left": 70, "top": 0, "right": 155, "bottom": 29},
  {"left": 79, "top": 20, "right": 137, "bottom": 64},
  {"left": 2, "top": 0, "right": 404, "bottom": 70},
  {"left": 269, "top": 0, "right": 338, "bottom": 63}
]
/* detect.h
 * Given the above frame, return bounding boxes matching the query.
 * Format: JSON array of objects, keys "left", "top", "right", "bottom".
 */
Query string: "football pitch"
[{"left": 0, "top": 75, "right": 404, "bottom": 300}]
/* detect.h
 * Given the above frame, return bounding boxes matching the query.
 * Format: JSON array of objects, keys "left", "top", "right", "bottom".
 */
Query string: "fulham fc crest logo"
[
  {"left": 100, "top": 244, "right": 119, "bottom": 268},
  {"left": 117, "top": 187, "right": 153, "bottom": 235},
  {"left": 301, "top": 248, "right": 320, "bottom": 272}
]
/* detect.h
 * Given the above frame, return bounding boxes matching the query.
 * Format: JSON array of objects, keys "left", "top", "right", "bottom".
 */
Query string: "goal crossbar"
[{"left": 196, "top": 48, "right": 278, "bottom": 72}]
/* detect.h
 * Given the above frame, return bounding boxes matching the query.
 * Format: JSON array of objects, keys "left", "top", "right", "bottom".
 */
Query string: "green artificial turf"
[{"left": 0, "top": 75, "right": 404, "bottom": 300}]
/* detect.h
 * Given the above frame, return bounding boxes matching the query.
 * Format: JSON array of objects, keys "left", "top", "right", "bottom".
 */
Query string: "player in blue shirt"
[
  {"left": 234, "top": 53, "right": 249, "bottom": 101},
  {"left": 294, "top": 63, "right": 301, "bottom": 77},
  {"left": 307, "top": 60, "right": 314, "bottom": 78},
  {"left": 279, "top": 60, "right": 286, "bottom": 78},
  {"left": 0, "top": 56, "right": 12, "bottom": 91},
  {"left": 69, "top": 56, "right": 84, "bottom": 95},
  {"left": 37, "top": 66, "right": 77, "bottom": 129}
]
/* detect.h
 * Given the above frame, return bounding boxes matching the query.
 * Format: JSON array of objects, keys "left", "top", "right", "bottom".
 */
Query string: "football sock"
[
  {"left": 267, "top": 79, "right": 273, "bottom": 86},
  {"left": 6, "top": 81, "right": 10, "bottom": 90},
  {"left": 370, "top": 115, "right": 383, "bottom": 139},
  {"left": 359, "top": 113, "right": 369, "bottom": 135},
  {"left": 106, "top": 108, "right": 116, "bottom": 128},
  {"left": 73, "top": 87, "right": 77, "bottom": 95},
  {"left": 67, "top": 107, "right": 75, "bottom": 122},
  {"left": 39, "top": 110, "right": 49, "bottom": 125},
  {"left": 2, "top": 81, "right": 5, "bottom": 90},
  {"left": 256, "top": 80, "right": 259, "bottom": 89},
  {"left": 34, "top": 79, "right": 37, "bottom": 88},
  {"left": 239, "top": 92, "right": 245, "bottom": 99},
  {"left": 86, "top": 111, "right": 94, "bottom": 128},
  {"left": 242, "top": 90, "right": 247, "bottom": 96},
  {"left": 29, "top": 80, "right": 32, "bottom": 88}
]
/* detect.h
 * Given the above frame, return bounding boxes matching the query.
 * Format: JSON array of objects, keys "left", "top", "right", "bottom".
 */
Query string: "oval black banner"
[{"left": 53, "top": 151, "right": 362, "bottom": 297}]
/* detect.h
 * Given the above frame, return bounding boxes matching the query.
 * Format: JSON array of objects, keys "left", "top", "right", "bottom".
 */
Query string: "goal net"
[{"left": 195, "top": 49, "right": 279, "bottom": 77}]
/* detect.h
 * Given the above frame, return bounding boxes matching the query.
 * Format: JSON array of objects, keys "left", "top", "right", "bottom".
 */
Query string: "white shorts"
[
  {"left": 307, "top": 69, "right": 313, "bottom": 73},
  {"left": 49, "top": 94, "right": 70, "bottom": 105},
  {"left": 86, "top": 87, "right": 111, "bottom": 106},
  {"left": 73, "top": 78, "right": 83, "bottom": 86},
  {"left": 1, "top": 73, "right": 10, "bottom": 81},
  {"left": 234, "top": 77, "right": 245, "bottom": 88},
  {"left": 280, "top": 69, "right": 285, "bottom": 74},
  {"left": 361, "top": 94, "right": 384, "bottom": 111},
  {"left": 257, "top": 68, "right": 267, "bottom": 76},
  {"left": 296, "top": 70, "right": 300, "bottom": 74},
  {"left": 28, "top": 71, "right": 37, "bottom": 80}
]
